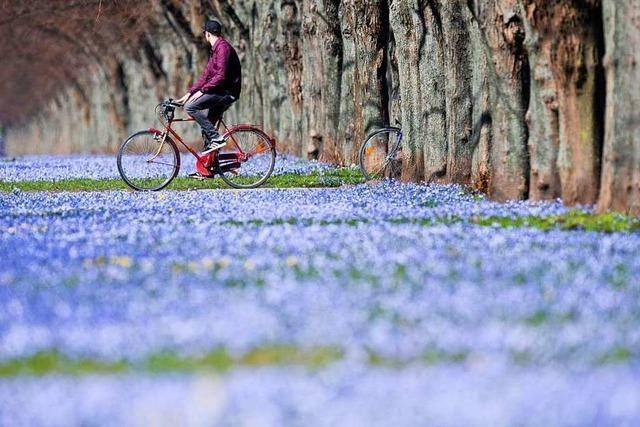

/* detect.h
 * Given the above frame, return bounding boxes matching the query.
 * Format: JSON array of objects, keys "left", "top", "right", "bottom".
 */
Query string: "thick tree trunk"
[
  {"left": 523, "top": 11, "right": 561, "bottom": 200},
  {"left": 389, "top": 0, "right": 447, "bottom": 181},
  {"left": 441, "top": 1, "right": 474, "bottom": 184},
  {"left": 473, "top": 0, "right": 529, "bottom": 200},
  {"left": 280, "top": 0, "right": 305, "bottom": 156},
  {"left": 301, "top": 0, "right": 343, "bottom": 161},
  {"left": 523, "top": 0, "right": 604, "bottom": 205},
  {"left": 338, "top": 0, "right": 388, "bottom": 163},
  {"left": 597, "top": 0, "right": 640, "bottom": 214}
]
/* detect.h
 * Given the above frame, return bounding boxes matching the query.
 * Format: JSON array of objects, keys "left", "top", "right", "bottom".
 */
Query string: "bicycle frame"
[
  {"left": 148, "top": 115, "right": 242, "bottom": 163},
  {"left": 147, "top": 111, "right": 262, "bottom": 177}
]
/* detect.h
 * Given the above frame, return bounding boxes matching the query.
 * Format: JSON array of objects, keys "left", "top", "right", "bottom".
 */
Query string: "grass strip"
[
  {"left": 218, "top": 210, "right": 640, "bottom": 233},
  {"left": 2, "top": 344, "right": 632, "bottom": 377},
  {"left": 470, "top": 210, "right": 640, "bottom": 233},
  {"left": 0, "top": 345, "right": 344, "bottom": 377},
  {"left": 0, "top": 169, "right": 364, "bottom": 192}
]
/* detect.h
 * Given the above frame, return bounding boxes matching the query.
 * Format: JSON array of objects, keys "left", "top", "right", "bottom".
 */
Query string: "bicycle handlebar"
[
  {"left": 156, "top": 99, "right": 182, "bottom": 123},
  {"left": 162, "top": 99, "right": 183, "bottom": 109}
]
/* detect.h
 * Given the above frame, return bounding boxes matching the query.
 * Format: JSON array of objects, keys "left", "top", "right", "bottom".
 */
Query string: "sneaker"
[
  {"left": 188, "top": 172, "right": 206, "bottom": 179},
  {"left": 202, "top": 136, "right": 226, "bottom": 154}
]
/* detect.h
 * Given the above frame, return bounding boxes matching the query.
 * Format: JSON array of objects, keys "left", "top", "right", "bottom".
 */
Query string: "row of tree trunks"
[
  {"left": 5, "top": 0, "right": 640, "bottom": 214},
  {"left": 598, "top": 0, "right": 640, "bottom": 214},
  {"left": 389, "top": 0, "right": 529, "bottom": 200}
]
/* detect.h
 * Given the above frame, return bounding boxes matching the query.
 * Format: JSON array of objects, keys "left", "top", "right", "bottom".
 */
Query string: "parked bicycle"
[
  {"left": 117, "top": 99, "right": 276, "bottom": 191},
  {"left": 358, "top": 123, "right": 403, "bottom": 181}
]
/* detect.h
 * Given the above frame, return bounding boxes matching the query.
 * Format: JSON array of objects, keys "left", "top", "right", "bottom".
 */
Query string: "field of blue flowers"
[
  {"left": 1, "top": 154, "right": 334, "bottom": 182},
  {"left": 1, "top": 155, "right": 640, "bottom": 426}
]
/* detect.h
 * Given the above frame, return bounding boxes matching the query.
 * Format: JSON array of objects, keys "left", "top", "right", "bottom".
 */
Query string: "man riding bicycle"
[{"left": 175, "top": 19, "right": 242, "bottom": 154}]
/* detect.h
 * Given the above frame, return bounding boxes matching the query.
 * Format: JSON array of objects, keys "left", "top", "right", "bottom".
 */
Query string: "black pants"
[{"left": 185, "top": 92, "right": 235, "bottom": 141}]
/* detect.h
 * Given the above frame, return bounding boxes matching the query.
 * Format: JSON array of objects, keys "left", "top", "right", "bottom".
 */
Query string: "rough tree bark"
[
  {"left": 522, "top": 12, "right": 561, "bottom": 200},
  {"left": 338, "top": 0, "right": 388, "bottom": 163},
  {"left": 597, "top": 0, "right": 640, "bottom": 214},
  {"left": 473, "top": 0, "right": 530, "bottom": 200},
  {"left": 301, "top": 0, "right": 343, "bottom": 161},
  {"left": 523, "top": 0, "right": 605, "bottom": 205},
  {"left": 441, "top": 1, "right": 475, "bottom": 184},
  {"left": 389, "top": 0, "right": 447, "bottom": 181},
  {"left": 280, "top": 0, "right": 305, "bottom": 156}
]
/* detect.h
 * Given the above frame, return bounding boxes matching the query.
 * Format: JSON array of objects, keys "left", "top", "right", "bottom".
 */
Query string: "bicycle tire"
[
  {"left": 217, "top": 128, "right": 276, "bottom": 189},
  {"left": 117, "top": 130, "right": 181, "bottom": 191},
  {"left": 359, "top": 127, "right": 403, "bottom": 181}
]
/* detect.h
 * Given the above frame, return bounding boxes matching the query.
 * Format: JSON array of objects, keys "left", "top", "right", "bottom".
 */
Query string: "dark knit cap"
[{"left": 204, "top": 20, "right": 222, "bottom": 35}]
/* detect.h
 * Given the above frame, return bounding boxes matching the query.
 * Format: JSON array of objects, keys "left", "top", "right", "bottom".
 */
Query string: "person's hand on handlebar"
[
  {"left": 174, "top": 91, "right": 203, "bottom": 106},
  {"left": 174, "top": 93, "right": 189, "bottom": 105}
]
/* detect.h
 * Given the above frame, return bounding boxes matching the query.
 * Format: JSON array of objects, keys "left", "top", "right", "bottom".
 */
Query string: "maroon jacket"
[{"left": 189, "top": 38, "right": 242, "bottom": 98}]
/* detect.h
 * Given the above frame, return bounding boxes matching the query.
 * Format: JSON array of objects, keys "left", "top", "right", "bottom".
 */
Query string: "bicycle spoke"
[
  {"left": 147, "top": 160, "right": 176, "bottom": 167},
  {"left": 117, "top": 131, "right": 179, "bottom": 191},
  {"left": 252, "top": 141, "right": 270, "bottom": 155},
  {"left": 374, "top": 161, "right": 391, "bottom": 179},
  {"left": 359, "top": 128, "right": 402, "bottom": 181},
  {"left": 218, "top": 129, "right": 275, "bottom": 189}
]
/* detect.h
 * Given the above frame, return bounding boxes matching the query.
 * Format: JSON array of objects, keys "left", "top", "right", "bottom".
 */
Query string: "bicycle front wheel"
[
  {"left": 218, "top": 128, "right": 276, "bottom": 189},
  {"left": 359, "top": 127, "right": 403, "bottom": 181},
  {"left": 117, "top": 130, "right": 180, "bottom": 191}
]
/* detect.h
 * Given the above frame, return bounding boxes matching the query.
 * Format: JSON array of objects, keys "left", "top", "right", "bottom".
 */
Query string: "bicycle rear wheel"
[
  {"left": 359, "top": 127, "right": 403, "bottom": 181},
  {"left": 117, "top": 130, "right": 180, "bottom": 191},
  {"left": 217, "top": 128, "right": 276, "bottom": 189}
]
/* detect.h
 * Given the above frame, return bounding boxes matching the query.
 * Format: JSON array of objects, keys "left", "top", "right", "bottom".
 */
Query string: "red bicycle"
[{"left": 116, "top": 99, "right": 276, "bottom": 191}]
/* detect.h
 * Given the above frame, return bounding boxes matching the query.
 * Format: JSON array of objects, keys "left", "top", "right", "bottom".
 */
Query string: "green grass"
[
  {"left": 0, "top": 345, "right": 344, "bottom": 377},
  {"left": 597, "top": 347, "right": 634, "bottom": 365},
  {"left": 1, "top": 342, "right": 634, "bottom": 376},
  {"left": 0, "top": 168, "right": 364, "bottom": 192},
  {"left": 471, "top": 210, "right": 640, "bottom": 233},
  {"left": 216, "top": 210, "right": 639, "bottom": 233},
  {"left": 366, "top": 348, "right": 468, "bottom": 368},
  {"left": 3, "top": 170, "right": 638, "bottom": 233}
]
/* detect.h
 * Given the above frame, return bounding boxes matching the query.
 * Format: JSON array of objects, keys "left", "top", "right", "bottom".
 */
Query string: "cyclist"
[{"left": 175, "top": 19, "right": 242, "bottom": 154}]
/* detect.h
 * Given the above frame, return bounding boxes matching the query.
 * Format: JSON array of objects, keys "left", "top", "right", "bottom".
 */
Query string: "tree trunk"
[
  {"left": 280, "top": 0, "right": 305, "bottom": 156},
  {"left": 338, "top": 0, "right": 388, "bottom": 163},
  {"left": 441, "top": 1, "right": 475, "bottom": 184},
  {"left": 597, "top": 0, "right": 640, "bottom": 214},
  {"left": 522, "top": 8, "right": 561, "bottom": 200},
  {"left": 473, "top": 0, "right": 529, "bottom": 200},
  {"left": 389, "top": 0, "right": 447, "bottom": 182},
  {"left": 523, "top": 0, "right": 605, "bottom": 205},
  {"left": 301, "top": 0, "right": 343, "bottom": 162}
]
